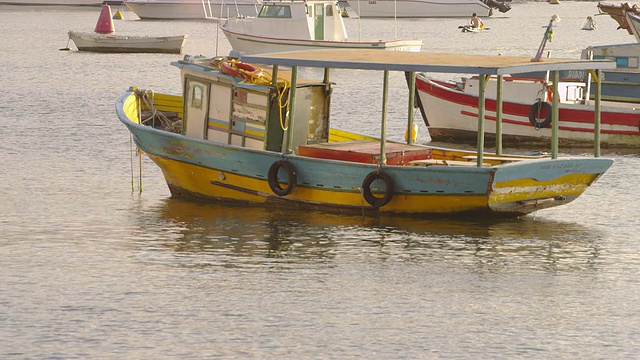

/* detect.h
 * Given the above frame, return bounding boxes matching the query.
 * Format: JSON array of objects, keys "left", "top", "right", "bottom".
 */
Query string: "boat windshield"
[{"left": 258, "top": 5, "right": 292, "bottom": 18}]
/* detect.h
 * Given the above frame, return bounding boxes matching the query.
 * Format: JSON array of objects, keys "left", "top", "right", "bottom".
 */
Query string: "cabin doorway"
[
  {"left": 314, "top": 4, "right": 324, "bottom": 40},
  {"left": 183, "top": 78, "right": 209, "bottom": 139}
]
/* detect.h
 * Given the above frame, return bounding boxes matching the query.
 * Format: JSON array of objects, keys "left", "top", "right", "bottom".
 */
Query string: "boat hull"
[
  {"left": 117, "top": 89, "right": 612, "bottom": 218},
  {"left": 221, "top": 28, "right": 422, "bottom": 54},
  {"left": 124, "top": 1, "right": 260, "bottom": 19},
  {"left": 345, "top": 0, "right": 491, "bottom": 18},
  {"left": 581, "top": 43, "right": 640, "bottom": 103},
  {"left": 68, "top": 31, "right": 187, "bottom": 53},
  {"left": 0, "top": 0, "right": 101, "bottom": 4},
  {"left": 416, "top": 75, "right": 640, "bottom": 148}
]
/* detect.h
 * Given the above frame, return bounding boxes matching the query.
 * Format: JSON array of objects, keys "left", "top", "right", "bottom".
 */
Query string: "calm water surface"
[{"left": 1, "top": 2, "right": 640, "bottom": 358}]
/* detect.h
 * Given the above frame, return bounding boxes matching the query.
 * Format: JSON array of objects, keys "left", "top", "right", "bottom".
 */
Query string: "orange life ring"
[
  {"left": 220, "top": 61, "right": 241, "bottom": 77},
  {"left": 547, "top": 86, "right": 553, "bottom": 102},
  {"left": 219, "top": 61, "right": 261, "bottom": 81}
]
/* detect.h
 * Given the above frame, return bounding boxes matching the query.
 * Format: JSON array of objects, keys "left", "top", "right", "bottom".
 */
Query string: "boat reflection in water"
[{"left": 129, "top": 198, "right": 604, "bottom": 273}]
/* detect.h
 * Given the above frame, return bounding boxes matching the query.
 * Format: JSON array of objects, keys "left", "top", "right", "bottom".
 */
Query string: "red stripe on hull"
[{"left": 417, "top": 77, "right": 640, "bottom": 133}]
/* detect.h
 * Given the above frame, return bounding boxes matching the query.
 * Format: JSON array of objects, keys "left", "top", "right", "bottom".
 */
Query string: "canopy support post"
[
  {"left": 271, "top": 64, "right": 279, "bottom": 86},
  {"left": 323, "top": 67, "right": 332, "bottom": 141},
  {"left": 380, "top": 70, "right": 389, "bottom": 165},
  {"left": 495, "top": 74, "right": 504, "bottom": 155},
  {"left": 285, "top": 65, "right": 298, "bottom": 154},
  {"left": 551, "top": 70, "right": 559, "bottom": 159},
  {"left": 407, "top": 71, "right": 416, "bottom": 145},
  {"left": 594, "top": 68, "right": 602, "bottom": 157},
  {"left": 476, "top": 74, "right": 488, "bottom": 167}
]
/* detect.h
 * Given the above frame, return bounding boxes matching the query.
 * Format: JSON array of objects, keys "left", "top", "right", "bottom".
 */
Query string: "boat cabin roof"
[{"left": 242, "top": 49, "right": 617, "bottom": 75}]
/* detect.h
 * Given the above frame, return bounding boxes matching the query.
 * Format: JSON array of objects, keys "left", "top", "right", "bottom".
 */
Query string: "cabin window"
[
  {"left": 191, "top": 85, "right": 204, "bottom": 109},
  {"left": 326, "top": 5, "right": 333, "bottom": 16},
  {"left": 616, "top": 57, "right": 629, "bottom": 68},
  {"left": 258, "top": 5, "right": 292, "bottom": 18}
]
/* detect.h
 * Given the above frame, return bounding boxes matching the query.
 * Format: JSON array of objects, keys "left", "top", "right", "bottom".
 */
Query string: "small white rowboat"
[{"left": 68, "top": 31, "right": 187, "bottom": 54}]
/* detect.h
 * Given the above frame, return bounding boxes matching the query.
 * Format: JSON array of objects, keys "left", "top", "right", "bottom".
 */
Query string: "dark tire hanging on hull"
[
  {"left": 267, "top": 160, "right": 297, "bottom": 196},
  {"left": 362, "top": 171, "right": 394, "bottom": 208},
  {"left": 528, "top": 101, "right": 553, "bottom": 129}
]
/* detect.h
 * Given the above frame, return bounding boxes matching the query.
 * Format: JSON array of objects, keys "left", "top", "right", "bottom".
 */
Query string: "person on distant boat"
[{"left": 470, "top": 13, "right": 484, "bottom": 29}]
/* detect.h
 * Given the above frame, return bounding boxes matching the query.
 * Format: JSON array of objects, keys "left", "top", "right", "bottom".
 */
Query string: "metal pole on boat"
[
  {"left": 476, "top": 74, "right": 487, "bottom": 167},
  {"left": 233, "top": 0, "right": 240, "bottom": 17},
  {"left": 551, "top": 71, "right": 560, "bottom": 159},
  {"left": 533, "top": 15, "right": 559, "bottom": 62},
  {"left": 203, "top": 0, "right": 212, "bottom": 18},
  {"left": 271, "top": 65, "right": 279, "bottom": 86},
  {"left": 286, "top": 66, "right": 298, "bottom": 154},
  {"left": 495, "top": 75, "right": 504, "bottom": 155},
  {"left": 407, "top": 71, "right": 416, "bottom": 145},
  {"left": 380, "top": 70, "right": 390, "bottom": 165},
  {"left": 394, "top": 0, "right": 397, "bottom": 39},
  {"left": 323, "top": 68, "right": 332, "bottom": 140},
  {"left": 585, "top": 50, "right": 593, "bottom": 103},
  {"left": 594, "top": 69, "right": 602, "bottom": 157},
  {"left": 323, "top": 68, "right": 331, "bottom": 91}
]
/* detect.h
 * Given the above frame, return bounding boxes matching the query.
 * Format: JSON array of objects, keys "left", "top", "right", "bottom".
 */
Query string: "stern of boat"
[{"left": 487, "top": 157, "right": 613, "bottom": 215}]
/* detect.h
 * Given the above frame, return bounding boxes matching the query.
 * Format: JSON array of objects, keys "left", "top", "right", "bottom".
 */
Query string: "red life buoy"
[
  {"left": 220, "top": 61, "right": 241, "bottom": 77},
  {"left": 219, "top": 61, "right": 262, "bottom": 81}
]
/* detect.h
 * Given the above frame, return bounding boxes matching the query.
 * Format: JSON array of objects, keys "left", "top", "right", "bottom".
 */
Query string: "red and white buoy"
[{"left": 95, "top": 4, "right": 115, "bottom": 34}]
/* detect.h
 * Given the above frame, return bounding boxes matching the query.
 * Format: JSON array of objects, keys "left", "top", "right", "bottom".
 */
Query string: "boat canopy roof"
[{"left": 241, "top": 49, "right": 617, "bottom": 75}]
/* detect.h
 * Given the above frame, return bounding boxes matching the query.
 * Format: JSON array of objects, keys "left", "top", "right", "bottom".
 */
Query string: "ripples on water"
[
  {"left": 1, "top": 2, "right": 640, "bottom": 358},
  {"left": 133, "top": 199, "right": 605, "bottom": 273}
]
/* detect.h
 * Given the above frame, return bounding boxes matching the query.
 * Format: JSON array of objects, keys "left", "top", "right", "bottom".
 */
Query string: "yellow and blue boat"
[{"left": 116, "top": 49, "right": 616, "bottom": 218}]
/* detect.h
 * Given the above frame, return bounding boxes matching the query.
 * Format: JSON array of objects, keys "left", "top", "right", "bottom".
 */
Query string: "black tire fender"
[
  {"left": 267, "top": 160, "right": 297, "bottom": 196},
  {"left": 528, "top": 101, "right": 553, "bottom": 129},
  {"left": 362, "top": 171, "right": 394, "bottom": 208}
]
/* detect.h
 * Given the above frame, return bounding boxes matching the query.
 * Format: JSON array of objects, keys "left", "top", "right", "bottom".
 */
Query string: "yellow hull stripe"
[
  {"left": 489, "top": 173, "right": 597, "bottom": 204},
  {"left": 149, "top": 155, "right": 490, "bottom": 214}
]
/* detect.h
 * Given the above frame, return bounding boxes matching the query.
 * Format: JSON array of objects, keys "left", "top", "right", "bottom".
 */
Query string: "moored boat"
[
  {"left": 68, "top": 31, "right": 187, "bottom": 53},
  {"left": 124, "top": 0, "right": 261, "bottom": 19},
  {"left": 220, "top": 0, "right": 422, "bottom": 55},
  {"left": 0, "top": 0, "right": 103, "bottom": 4},
  {"left": 344, "top": 0, "right": 507, "bottom": 18},
  {"left": 625, "top": 10, "right": 640, "bottom": 41},
  {"left": 571, "top": 3, "right": 640, "bottom": 103},
  {"left": 596, "top": 2, "right": 640, "bottom": 37},
  {"left": 116, "top": 49, "right": 615, "bottom": 218},
  {"left": 581, "top": 42, "right": 640, "bottom": 103},
  {"left": 415, "top": 74, "right": 640, "bottom": 148}
]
